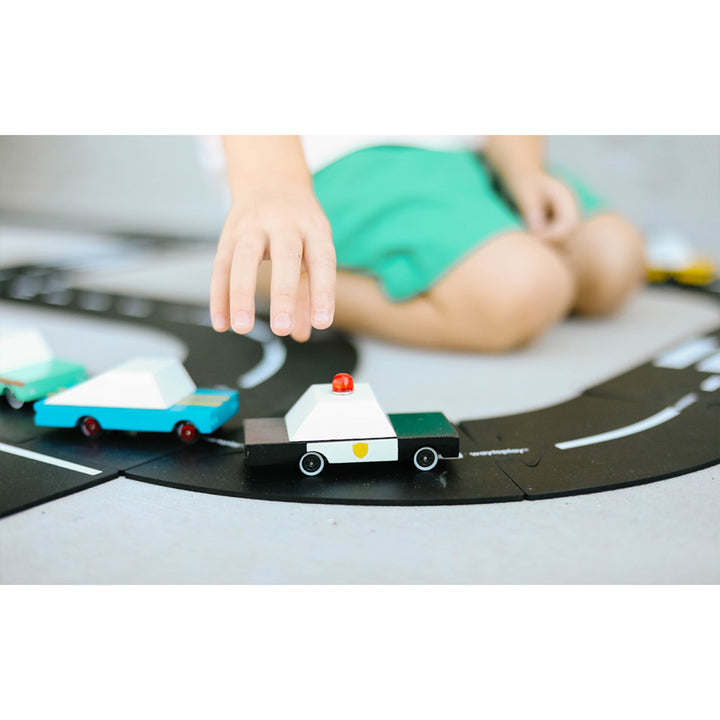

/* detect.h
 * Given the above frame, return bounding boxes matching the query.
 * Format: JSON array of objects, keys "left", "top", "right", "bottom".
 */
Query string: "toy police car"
[{"left": 244, "top": 373, "right": 459, "bottom": 475}]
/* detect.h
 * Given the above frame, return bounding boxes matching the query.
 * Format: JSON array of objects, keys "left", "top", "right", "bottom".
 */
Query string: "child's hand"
[
  {"left": 507, "top": 171, "right": 580, "bottom": 244},
  {"left": 211, "top": 182, "right": 336, "bottom": 342}
]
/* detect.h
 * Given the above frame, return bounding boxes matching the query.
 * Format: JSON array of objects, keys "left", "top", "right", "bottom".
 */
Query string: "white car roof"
[
  {"left": 44, "top": 357, "right": 196, "bottom": 409},
  {"left": 285, "top": 382, "right": 396, "bottom": 442},
  {"left": 0, "top": 325, "right": 53, "bottom": 374}
]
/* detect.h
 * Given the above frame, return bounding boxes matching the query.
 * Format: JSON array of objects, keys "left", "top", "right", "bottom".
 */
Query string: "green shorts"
[{"left": 312, "top": 146, "right": 604, "bottom": 301}]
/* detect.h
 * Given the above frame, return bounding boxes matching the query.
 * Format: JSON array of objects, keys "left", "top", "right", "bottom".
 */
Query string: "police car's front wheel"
[
  {"left": 299, "top": 451, "right": 325, "bottom": 476},
  {"left": 413, "top": 446, "right": 439, "bottom": 471}
]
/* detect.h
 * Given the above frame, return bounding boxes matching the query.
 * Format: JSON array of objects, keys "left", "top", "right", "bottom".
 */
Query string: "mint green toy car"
[
  {"left": 0, "top": 326, "right": 87, "bottom": 410},
  {"left": 1, "top": 359, "right": 87, "bottom": 410}
]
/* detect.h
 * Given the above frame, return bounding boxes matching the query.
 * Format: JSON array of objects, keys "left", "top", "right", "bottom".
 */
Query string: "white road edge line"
[
  {"left": 556, "top": 393, "right": 698, "bottom": 450},
  {"left": 237, "top": 320, "right": 288, "bottom": 389},
  {"left": 0, "top": 442, "right": 103, "bottom": 476}
]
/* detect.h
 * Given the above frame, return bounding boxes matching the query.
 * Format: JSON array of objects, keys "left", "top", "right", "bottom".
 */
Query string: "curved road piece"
[{"left": 0, "top": 263, "right": 717, "bottom": 513}]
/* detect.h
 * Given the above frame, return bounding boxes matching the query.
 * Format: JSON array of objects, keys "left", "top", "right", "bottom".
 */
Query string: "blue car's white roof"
[{"left": 43, "top": 357, "right": 196, "bottom": 410}]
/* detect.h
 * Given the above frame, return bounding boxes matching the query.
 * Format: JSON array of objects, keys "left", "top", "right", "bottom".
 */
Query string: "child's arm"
[
  {"left": 484, "top": 135, "right": 580, "bottom": 243},
  {"left": 211, "top": 136, "right": 335, "bottom": 341}
]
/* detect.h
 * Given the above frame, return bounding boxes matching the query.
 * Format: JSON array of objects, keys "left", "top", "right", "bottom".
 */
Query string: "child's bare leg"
[
  {"left": 256, "top": 218, "right": 641, "bottom": 351},
  {"left": 558, "top": 213, "right": 645, "bottom": 316},
  {"left": 331, "top": 232, "right": 577, "bottom": 352}
]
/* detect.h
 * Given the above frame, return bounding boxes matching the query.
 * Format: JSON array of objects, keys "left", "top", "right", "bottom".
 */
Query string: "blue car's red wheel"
[
  {"left": 79, "top": 416, "right": 102, "bottom": 439},
  {"left": 176, "top": 421, "right": 198, "bottom": 444}
]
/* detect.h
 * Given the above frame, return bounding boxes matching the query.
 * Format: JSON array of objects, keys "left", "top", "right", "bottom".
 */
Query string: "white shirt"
[
  {"left": 198, "top": 135, "right": 484, "bottom": 178},
  {"left": 301, "top": 135, "right": 483, "bottom": 172}
]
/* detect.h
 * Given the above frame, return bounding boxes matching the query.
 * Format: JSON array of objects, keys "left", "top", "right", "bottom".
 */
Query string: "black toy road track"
[{"left": 0, "top": 263, "right": 718, "bottom": 516}]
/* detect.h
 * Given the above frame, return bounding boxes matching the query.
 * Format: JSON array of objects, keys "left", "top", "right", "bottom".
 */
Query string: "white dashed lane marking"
[
  {"left": 238, "top": 321, "right": 288, "bottom": 389},
  {"left": 555, "top": 392, "right": 699, "bottom": 450},
  {"left": 700, "top": 375, "right": 720, "bottom": 392},
  {"left": 654, "top": 336, "right": 718, "bottom": 369},
  {"left": 697, "top": 352, "right": 720, "bottom": 374}
]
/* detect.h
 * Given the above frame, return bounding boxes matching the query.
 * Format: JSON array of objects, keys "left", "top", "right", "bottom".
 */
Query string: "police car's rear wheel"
[
  {"left": 5, "top": 390, "right": 24, "bottom": 410},
  {"left": 413, "top": 446, "right": 439, "bottom": 471},
  {"left": 176, "top": 421, "right": 199, "bottom": 444},
  {"left": 299, "top": 451, "right": 325, "bottom": 476},
  {"left": 79, "top": 416, "right": 102, "bottom": 439}
]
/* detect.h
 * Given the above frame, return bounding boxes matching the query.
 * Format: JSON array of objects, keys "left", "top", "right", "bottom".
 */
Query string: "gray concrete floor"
[
  {"left": 0, "top": 137, "right": 718, "bottom": 583},
  {"left": 0, "top": 228, "right": 718, "bottom": 584}
]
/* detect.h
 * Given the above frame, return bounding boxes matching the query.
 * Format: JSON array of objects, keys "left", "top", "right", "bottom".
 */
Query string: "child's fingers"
[
  {"left": 290, "top": 272, "right": 312, "bottom": 343},
  {"left": 269, "top": 232, "right": 304, "bottom": 336},
  {"left": 210, "top": 247, "right": 233, "bottom": 331},
  {"left": 229, "top": 232, "right": 266, "bottom": 333},
  {"left": 210, "top": 220, "right": 240, "bottom": 331},
  {"left": 304, "top": 228, "right": 336, "bottom": 329}
]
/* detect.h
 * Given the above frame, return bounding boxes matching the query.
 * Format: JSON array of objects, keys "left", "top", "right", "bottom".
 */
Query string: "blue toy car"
[{"left": 33, "top": 357, "right": 239, "bottom": 443}]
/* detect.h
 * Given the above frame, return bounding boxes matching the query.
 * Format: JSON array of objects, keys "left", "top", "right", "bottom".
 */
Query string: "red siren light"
[{"left": 332, "top": 373, "right": 354, "bottom": 394}]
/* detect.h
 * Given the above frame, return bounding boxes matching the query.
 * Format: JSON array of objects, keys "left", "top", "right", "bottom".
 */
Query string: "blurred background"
[{"left": 0, "top": 136, "right": 718, "bottom": 257}]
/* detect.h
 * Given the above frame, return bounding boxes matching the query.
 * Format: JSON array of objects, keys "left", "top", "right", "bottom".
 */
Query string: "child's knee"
[
  {"left": 441, "top": 234, "right": 575, "bottom": 351},
  {"left": 488, "top": 254, "right": 575, "bottom": 349},
  {"left": 574, "top": 214, "right": 645, "bottom": 315}
]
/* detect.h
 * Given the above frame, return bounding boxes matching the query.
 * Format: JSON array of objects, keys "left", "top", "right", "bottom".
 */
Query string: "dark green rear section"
[
  {"left": 389, "top": 412, "right": 459, "bottom": 461},
  {"left": 388, "top": 412, "right": 457, "bottom": 439}
]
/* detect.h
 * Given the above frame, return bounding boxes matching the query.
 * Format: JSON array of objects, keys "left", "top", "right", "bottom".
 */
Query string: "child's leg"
[
  {"left": 332, "top": 232, "right": 576, "bottom": 352},
  {"left": 255, "top": 216, "right": 643, "bottom": 351},
  {"left": 558, "top": 213, "right": 645, "bottom": 316}
]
